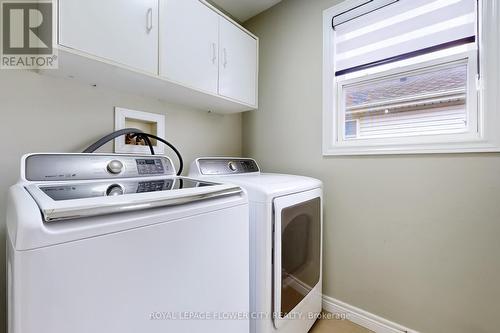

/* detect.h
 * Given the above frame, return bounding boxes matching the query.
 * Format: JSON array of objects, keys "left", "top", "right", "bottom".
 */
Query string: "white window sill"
[{"left": 323, "top": 140, "right": 500, "bottom": 156}]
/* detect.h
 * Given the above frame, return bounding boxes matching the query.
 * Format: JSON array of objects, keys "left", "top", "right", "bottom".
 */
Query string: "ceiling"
[{"left": 210, "top": 0, "right": 282, "bottom": 22}]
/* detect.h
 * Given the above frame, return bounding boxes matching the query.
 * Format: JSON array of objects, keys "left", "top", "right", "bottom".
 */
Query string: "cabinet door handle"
[
  {"left": 146, "top": 8, "right": 153, "bottom": 33},
  {"left": 212, "top": 43, "right": 217, "bottom": 65},
  {"left": 223, "top": 48, "right": 228, "bottom": 68}
]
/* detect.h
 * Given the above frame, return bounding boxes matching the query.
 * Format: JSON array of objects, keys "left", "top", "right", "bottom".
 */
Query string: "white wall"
[
  {"left": 0, "top": 70, "right": 242, "bottom": 332},
  {"left": 243, "top": 0, "right": 500, "bottom": 332}
]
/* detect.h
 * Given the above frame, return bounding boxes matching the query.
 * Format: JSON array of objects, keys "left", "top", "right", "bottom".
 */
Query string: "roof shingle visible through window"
[{"left": 345, "top": 65, "right": 467, "bottom": 108}]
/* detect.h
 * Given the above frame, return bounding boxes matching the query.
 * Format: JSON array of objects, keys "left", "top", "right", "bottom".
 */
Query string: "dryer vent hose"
[{"left": 82, "top": 128, "right": 184, "bottom": 176}]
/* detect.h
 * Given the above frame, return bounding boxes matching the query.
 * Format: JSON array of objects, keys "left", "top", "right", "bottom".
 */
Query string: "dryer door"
[{"left": 273, "top": 188, "right": 322, "bottom": 328}]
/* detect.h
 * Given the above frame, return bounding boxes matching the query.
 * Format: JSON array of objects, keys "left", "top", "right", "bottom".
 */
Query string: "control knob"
[
  {"left": 106, "top": 184, "right": 124, "bottom": 196},
  {"left": 107, "top": 160, "right": 123, "bottom": 174},
  {"left": 228, "top": 161, "right": 238, "bottom": 172}
]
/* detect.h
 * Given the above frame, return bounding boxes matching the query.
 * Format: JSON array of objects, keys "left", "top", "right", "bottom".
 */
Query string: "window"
[
  {"left": 323, "top": 0, "right": 500, "bottom": 155},
  {"left": 343, "top": 61, "right": 469, "bottom": 140},
  {"left": 344, "top": 119, "right": 359, "bottom": 138}
]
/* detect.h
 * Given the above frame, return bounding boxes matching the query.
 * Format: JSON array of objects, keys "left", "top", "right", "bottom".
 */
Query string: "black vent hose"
[{"left": 82, "top": 128, "right": 184, "bottom": 176}]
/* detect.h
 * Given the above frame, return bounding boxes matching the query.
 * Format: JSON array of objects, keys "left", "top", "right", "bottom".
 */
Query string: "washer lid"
[
  {"left": 25, "top": 177, "right": 242, "bottom": 222},
  {"left": 196, "top": 173, "right": 322, "bottom": 202}
]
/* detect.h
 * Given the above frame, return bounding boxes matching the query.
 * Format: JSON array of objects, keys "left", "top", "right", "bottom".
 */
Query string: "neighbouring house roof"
[{"left": 345, "top": 64, "right": 467, "bottom": 114}]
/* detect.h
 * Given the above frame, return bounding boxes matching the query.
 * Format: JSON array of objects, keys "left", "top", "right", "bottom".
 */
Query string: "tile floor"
[{"left": 309, "top": 313, "right": 373, "bottom": 333}]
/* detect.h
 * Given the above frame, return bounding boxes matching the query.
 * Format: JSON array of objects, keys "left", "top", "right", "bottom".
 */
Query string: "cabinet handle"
[
  {"left": 212, "top": 43, "right": 217, "bottom": 65},
  {"left": 223, "top": 48, "right": 228, "bottom": 68},
  {"left": 146, "top": 8, "right": 153, "bottom": 33}
]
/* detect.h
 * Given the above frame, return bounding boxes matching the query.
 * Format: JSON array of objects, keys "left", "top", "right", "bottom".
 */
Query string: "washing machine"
[
  {"left": 7, "top": 153, "right": 250, "bottom": 333},
  {"left": 189, "top": 158, "right": 322, "bottom": 333}
]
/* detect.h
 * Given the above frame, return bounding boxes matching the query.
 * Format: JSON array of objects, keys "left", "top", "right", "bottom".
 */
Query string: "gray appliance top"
[
  {"left": 195, "top": 158, "right": 260, "bottom": 175},
  {"left": 21, "top": 154, "right": 244, "bottom": 222},
  {"left": 24, "top": 153, "right": 176, "bottom": 181}
]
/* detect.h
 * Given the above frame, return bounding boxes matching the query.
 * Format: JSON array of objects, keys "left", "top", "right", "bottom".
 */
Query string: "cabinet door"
[
  {"left": 219, "top": 18, "right": 257, "bottom": 106},
  {"left": 59, "top": 0, "right": 159, "bottom": 74},
  {"left": 160, "top": 0, "right": 219, "bottom": 94}
]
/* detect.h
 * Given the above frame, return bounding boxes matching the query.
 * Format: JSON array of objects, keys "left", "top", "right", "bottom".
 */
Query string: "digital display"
[
  {"left": 136, "top": 159, "right": 165, "bottom": 175},
  {"left": 137, "top": 180, "right": 171, "bottom": 193}
]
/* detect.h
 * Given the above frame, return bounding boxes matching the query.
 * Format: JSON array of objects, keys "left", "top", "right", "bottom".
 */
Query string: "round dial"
[
  {"left": 107, "top": 160, "right": 123, "bottom": 174},
  {"left": 106, "top": 184, "right": 124, "bottom": 196},
  {"left": 228, "top": 161, "right": 238, "bottom": 172}
]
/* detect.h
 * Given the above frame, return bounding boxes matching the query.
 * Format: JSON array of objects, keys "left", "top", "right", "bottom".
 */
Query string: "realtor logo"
[{"left": 1, "top": 0, "right": 57, "bottom": 69}]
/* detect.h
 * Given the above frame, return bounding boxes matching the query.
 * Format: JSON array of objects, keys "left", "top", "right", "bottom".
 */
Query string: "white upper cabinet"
[
  {"left": 160, "top": 0, "right": 219, "bottom": 94},
  {"left": 218, "top": 17, "right": 258, "bottom": 106},
  {"left": 59, "top": 0, "right": 159, "bottom": 74},
  {"left": 54, "top": 0, "right": 258, "bottom": 112}
]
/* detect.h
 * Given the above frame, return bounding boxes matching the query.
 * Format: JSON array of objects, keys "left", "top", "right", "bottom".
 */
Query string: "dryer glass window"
[{"left": 279, "top": 197, "right": 321, "bottom": 317}]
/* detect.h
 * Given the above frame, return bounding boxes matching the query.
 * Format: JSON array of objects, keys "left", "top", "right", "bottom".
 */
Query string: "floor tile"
[{"left": 309, "top": 312, "right": 374, "bottom": 333}]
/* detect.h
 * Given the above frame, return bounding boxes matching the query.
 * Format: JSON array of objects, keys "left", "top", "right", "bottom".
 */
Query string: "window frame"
[{"left": 322, "top": 0, "right": 500, "bottom": 155}]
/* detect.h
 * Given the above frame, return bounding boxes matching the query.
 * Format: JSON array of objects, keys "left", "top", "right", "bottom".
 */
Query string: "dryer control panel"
[
  {"left": 197, "top": 158, "right": 260, "bottom": 175},
  {"left": 24, "top": 154, "right": 175, "bottom": 181}
]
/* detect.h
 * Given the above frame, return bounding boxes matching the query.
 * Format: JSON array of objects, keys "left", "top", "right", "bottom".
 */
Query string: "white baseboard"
[{"left": 322, "top": 295, "right": 420, "bottom": 333}]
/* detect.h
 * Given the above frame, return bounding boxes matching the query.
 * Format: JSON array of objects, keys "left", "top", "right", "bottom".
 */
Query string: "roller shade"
[
  {"left": 333, "top": 0, "right": 477, "bottom": 76},
  {"left": 332, "top": 0, "right": 399, "bottom": 27}
]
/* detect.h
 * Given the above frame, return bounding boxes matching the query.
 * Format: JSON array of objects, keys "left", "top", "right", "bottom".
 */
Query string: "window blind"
[
  {"left": 332, "top": 0, "right": 399, "bottom": 27},
  {"left": 333, "top": 0, "right": 477, "bottom": 76}
]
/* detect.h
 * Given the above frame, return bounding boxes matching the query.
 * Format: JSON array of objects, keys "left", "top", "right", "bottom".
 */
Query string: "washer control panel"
[
  {"left": 25, "top": 154, "right": 175, "bottom": 181},
  {"left": 136, "top": 159, "right": 165, "bottom": 175},
  {"left": 198, "top": 158, "right": 260, "bottom": 175}
]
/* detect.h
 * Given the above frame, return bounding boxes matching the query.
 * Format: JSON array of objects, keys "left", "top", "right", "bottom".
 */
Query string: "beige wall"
[
  {"left": 243, "top": 0, "right": 500, "bottom": 332},
  {"left": 0, "top": 70, "right": 242, "bottom": 332}
]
